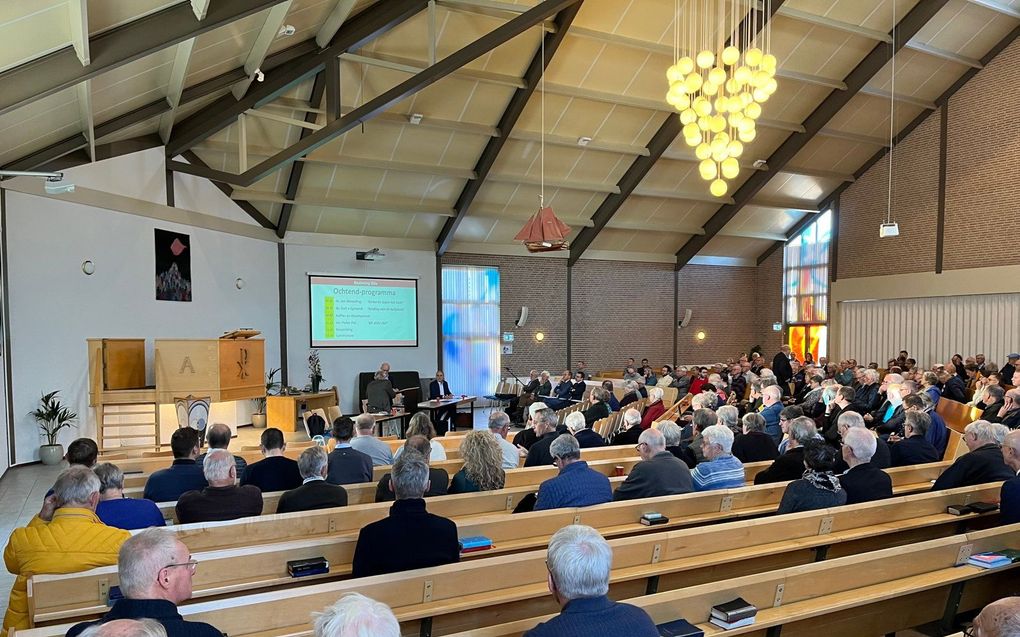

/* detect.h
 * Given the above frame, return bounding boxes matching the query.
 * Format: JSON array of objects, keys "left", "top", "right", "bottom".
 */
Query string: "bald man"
[{"left": 971, "top": 597, "right": 1020, "bottom": 636}]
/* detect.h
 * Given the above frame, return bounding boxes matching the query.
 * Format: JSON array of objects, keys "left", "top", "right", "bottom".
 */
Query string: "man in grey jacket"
[
  {"left": 350, "top": 413, "right": 394, "bottom": 466},
  {"left": 612, "top": 428, "right": 693, "bottom": 501}
]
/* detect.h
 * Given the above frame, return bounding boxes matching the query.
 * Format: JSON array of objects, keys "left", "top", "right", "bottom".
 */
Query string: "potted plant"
[
  {"left": 309, "top": 350, "right": 323, "bottom": 394},
  {"left": 31, "top": 390, "right": 78, "bottom": 465},
  {"left": 251, "top": 367, "right": 281, "bottom": 428}
]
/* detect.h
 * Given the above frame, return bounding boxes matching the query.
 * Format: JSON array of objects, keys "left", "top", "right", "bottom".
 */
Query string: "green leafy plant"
[
  {"left": 308, "top": 350, "right": 323, "bottom": 384},
  {"left": 252, "top": 367, "right": 281, "bottom": 414},
  {"left": 31, "top": 391, "right": 78, "bottom": 446}
]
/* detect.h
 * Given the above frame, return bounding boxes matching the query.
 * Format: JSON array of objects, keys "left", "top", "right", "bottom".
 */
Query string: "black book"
[
  {"left": 710, "top": 597, "right": 757, "bottom": 623},
  {"left": 657, "top": 618, "right": 704, "bottom": 637}
]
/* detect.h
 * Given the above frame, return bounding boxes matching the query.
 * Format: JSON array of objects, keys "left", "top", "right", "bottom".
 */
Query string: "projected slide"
[{"left": 309, "top": 275, "right": 418, "bottom": 347}]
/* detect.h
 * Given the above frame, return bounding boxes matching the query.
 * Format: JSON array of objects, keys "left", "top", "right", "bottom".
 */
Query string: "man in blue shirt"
[
  {"left": 95, "top": 463, "right": 166, "bottom": 530},
  {"left": 524, "top": 525, "right": 658, "bottom": 637},
  {"left": 142, "top": 428, "right": 207, "bottom": 503},
  {"left": 534, "top": 435, "right": 612, "bottom": 510},
  {"left": 760, "top": 385, "right": 784, "bottom": 444},
  {"left": 692, "top": 425, "right": 745, "bottom": 491}
]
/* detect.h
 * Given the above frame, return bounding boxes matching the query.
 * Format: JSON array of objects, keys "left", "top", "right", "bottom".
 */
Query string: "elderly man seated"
[
  {"left": 691, "top": 424, "right": 745, "bottom": 491},
  {"left": 524, "top": 408, "right": 567, "bottom": 467},
  {"left": 534, "top": 435, "right": 613, "bottom": 511},
  {"left": 611, "top": 408, "right": 645, "bottom": 446},
  {"left": 932, "top": 420, "right": 1014, "bottom": 490},
  {"left": 313, "top": 593, "right": 400, "bottom": 637},
  {"left": 753, "top": 417, "right": 818, "bottom": 484},
  {"left": 613, "top": 428, "right": 692, "bottom": 501},
  {"left": 175, "top": 449, "right": 263, "bottom": 524},
  {"left": 565, "top": 411, "right": 605, "bottom": 448},
  {"left": 78, "top": 618, "right": 167, "bottom": 636},
  {"left": 523, "top": 525, "right": 658, "bottom": 637},
  {"left": 350, "top": 413, "right": 394, "bottom": 466},
  {"left": 639, "top": 387, "right": 666, "bottom": 428},
  {"left": 1001, "top": 430, "right": 1020, "bottom": 525},
  {"left": 4, "top": 466, "right": 130, "bottom": 631},
  {"left": 67, "top": 529, "right": 221, "bottom": 637},
  {"left": 488, "top": 410, "right": 523, "bottom": 469},
  {"left": 277, "top": 446, "right": 349, "bottom": 514},
  {"left": 838, "top": 427, "right": 893, "bottom": 504},
  {"left": 969, "top": 596, "right": 1020, "bottom": 637}
]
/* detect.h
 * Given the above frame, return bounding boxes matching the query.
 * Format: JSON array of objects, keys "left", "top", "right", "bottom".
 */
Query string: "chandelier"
[{"left": 665, "top": 0, "right": 779, "bottom": 197}]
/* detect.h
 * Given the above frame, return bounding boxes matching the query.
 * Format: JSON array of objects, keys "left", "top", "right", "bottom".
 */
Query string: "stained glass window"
[
  {"left": 784, "top": 211, "right": 831, "bottom": 361},
  {"left": 441, "top": 266, "right": 501, "bottom": 399}
]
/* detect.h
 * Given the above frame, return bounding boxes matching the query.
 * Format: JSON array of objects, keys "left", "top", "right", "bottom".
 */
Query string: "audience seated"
[
  {"left": 732, "top": 413, "right": 780, "bottom": 463},
  {"left": 67, "top": 528, "right": 221, "bottom": 637},
  {"left": 176, "top": 449, "right": 262, "bottom": 524},
  {"left": 524, "top": 408, "right": 567, "bottom": 467},
  {"left": 565, "top": 411, "right": 605, "bottom": 448},
  {"left": 352, "top": 450, "right": 459, "bottom": 578},
  {"left": 981, "top": 384, "right": 1006, "bottom": 422},
  {"left": 996, "top": 388, "right": 1020, "bottom": 429},
  {"left": 326, "top": 417, "right": 373, "bottom": 485},
  {"left": 932, "top": 420, "right": 1014, "bottom": 490},
  {"left": 904, "top": 393, "right": 949, "bottom": 457},
  {"left": 94, "top": 463, "right": 166, "bottom": 530},
  {"left": 833, "top": 411, "right": 891, "bottom": 471},
  {"left": 313, "top": 593, "right": 400, "bottom": 637},
  {"left": 488, "top": 410, "right": 524, "bottom": 469},
  {"left": 534, "top": 435, "right": 613, "bottom": 511},
  {"left": 4, "top": 466, "right": 130, "bottom": 630},
  {"left": 195, "top": 423, "right": 247, "bottom": 480},
  {"left": 544, "top": 370, "right": 578, "bottom": 411},
  {"left": 942, "top": 363, "right": 968, "bottom": 403},
  {"left": 613, "top": 428, "right": 692, "bottom": 501},
  {"left": 277, "top": 446, "right": 349, "bottom": 514},
  {"left": 754, "top": 417, "right": 817, "bottom": 484},
  {"left": 889, "top": 411, "right": 940, "bottom": 467},
  {"left": 394, "top": 413, "right": 448, "bottom": 462},
  {"left": 523, "top": 525, "right": 658, "bottom": 637},
  {"left": 777, "top": 404, "right": 804, "bottom": 454},
  {"left": 601, "top": 380, "right": 621, "bottom": 412},
  {"left": 838, "top": 427, "right": 893, "bottom": 504},
  {"left": 610, "top": 408, "right": 644, "bottom": 446},
  {"left": 349, "top": 413, "right": 394, "bottom": 466},
  {"left": 692, "top": 424, "right": 745, "bottom": 491},
  {"left": 852, "top": 369, "right": 882, "bottom": 414},
  {"left": 512, "top": 402, "right": 549, "bottom": 450},
  {"left": 508, "top": 370, "right": 541, "bottom": 424},
  {"left": 1000, "top": 430, "right": 1020, "bottom": 526},
  {"left": 680, "top": 408, "right": 718, "bottom": 467},
  {"left": 449, "top": 431, "right": 506, "bottom": 494},
  {"left": 658, "top": 420, "right": 686, "bottom": 460},
  {"left": 716, "top": 404, "right": 740, "bottom": 434},
  {"left": 760, "top": 385, "right": 784, "bottom": 444},
  {"left": 66, "top": 437, "right": 100, "bottom": 469},
  {"left": 776, "top": 439, "right": 847, "bottom": 514},
  {"left": 639, "top": 387, "right": 666, "bottom": 429},
  {"left": 864, "top": 373, "right": 906, "bottom": 435},
  {"left": 581, "top": 387, "right": 612, "bottom": 427},
  {"left": 821, "top": 385, "right": 853, "bottom": 446},
  {"left": 376, "top": 436, "right": 450, "bottom": 502},
  {"left": 241, "top": 428, "right": 302, "bottom": 492},
  {"left": 618, "top": 380, "right": 641, "bottom": 409},
  {"left": 142, "top": 428, "right": 207, "bottom": 503},
  {"left": 78, "top": 618, "right": 167, "bottom": 637}
]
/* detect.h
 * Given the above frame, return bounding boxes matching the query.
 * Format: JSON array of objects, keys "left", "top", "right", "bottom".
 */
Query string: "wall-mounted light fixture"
[
  {"left": 535, "top": 332, "right": 545, "bottom": 342},
  {"left": 696, "top": 331, "right": 707, "bottom": 341},
  {"left": 81, "top": 260, "right": 95, "bottom": 275}
]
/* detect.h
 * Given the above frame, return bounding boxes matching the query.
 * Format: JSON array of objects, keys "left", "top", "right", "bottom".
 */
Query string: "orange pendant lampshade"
[{"left": 514, "top": 206, "right": 571, "bottom": 253}]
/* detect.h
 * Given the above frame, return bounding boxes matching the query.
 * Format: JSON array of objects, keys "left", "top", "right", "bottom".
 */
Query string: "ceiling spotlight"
[
  {"left": 254, "top": 69, "right": 265, "bottom": 82},
  {"left": 409, "top": 113, "right": 424, "bottom": 125},
  {"left": 277, "top": 24, "right": 296, "bottom": 37},
  {"left": 577, "top": 136, "right": 592, "bottom": 147}
]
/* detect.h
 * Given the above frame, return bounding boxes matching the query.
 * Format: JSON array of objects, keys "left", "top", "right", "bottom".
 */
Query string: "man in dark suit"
[
  {"left": 242, "top": 428, "right": 302, "bottom": 493},
  {"left": 889, "top": 411, "right": 940, "bottom": 467},
  {"left": 351, "top": 449, "right": 459, "bottom": 578},
  {"left": 375, "top": 435, "right": 449, "bottom": 502},
  {"left": 523, "top": 525, "right": 658, "bottom": 637},
  {"left": 326, "top": 417, "right": 373, "bottom": 485},
  {"left": 754, "top": 417, "right": 817, "bottom": 484},
  {"left": 277, "top": 446, "right": 348, "bottom": 514},
  {"left": 1000, "top": 430, "right": 1020, "bottom": 525},
  {"left": 613, "top": 428, "right": 692, "bottom": 501},
  {"left": 580, "top": 387, "right": 611, "bottom": 427},
  {"left": 772, "top": 345, "right": 794, "bottom": 386},
  {"left": 176, "top": 450, "right": 263, "bottom": 524},
  {"left": 428, "top": 370, "right": 456, "bottom": 433},
  {"left": 932, "top": 420, "right": 1014, "bottom": 490},
  {"left": 981, "top": 385, "right": 1006, "bottom": 421},
  {"left": 509, "top": 369, "right": 541, "bottom": 423},
  {"left": 544, "top": 371, "right": 577, "bottom": 411},
  {"left": 821, "top": 386, "right": 856, "bottom": 446},
  {"left": 852, "top": 368, "right": 882, "bottom": 414},
  {"left": 833, "top": 411, "right": 891, "bottom": 472},
  {"left": 838, "top": 427, "right": 892, "bottom": 505},
  {"left": 732, "top": 413, "right": 780, "bottom": 463},
  {"left": 941, "top": 363, "right": 968, "bottom": 403},
  {"left": 566, "top": 412, "right": 605, "bottom": 448},
  {"left": 525, "top": 408, "right": 567, "bottom": 467},
  {"left": 1000, "top": 354, "right": 1019, "bottom": 387},
  {"left": 143, "top": 428, "right": 207, "bottom": 502}
]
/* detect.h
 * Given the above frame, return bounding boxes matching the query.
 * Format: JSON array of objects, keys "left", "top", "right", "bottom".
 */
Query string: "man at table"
[
  {"left": 367, "top": 371, "right": 401, "bottom": 413},
  {"left": 429, "top": 370, "right": 457, "bottom": 433}
]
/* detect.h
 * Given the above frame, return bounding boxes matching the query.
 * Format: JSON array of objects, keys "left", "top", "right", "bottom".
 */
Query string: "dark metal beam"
[
  {"left": 277, "top": 72, "right": 328, "bottom": 238},
  {"left": 168, "top": 0, "right": 581, "bottom": 187},
  {"left": 753, "top": 23, "right": 1018, "bottom": 264},
  {"left": 677, "top": 0, "right": 952, "bottom": 270},
  {"left": 935, "top": 101, "right": 948, "bottom": 273},
  {"left": 325, "top": 56, "right": 342, "bottom": 123},
  {"left": 435, "top": 2, "right": 582, "bottom": 256},
  {"left": 178, "top": 150, "right": 275, "bottom": 229},
  {"left": 167, "top": 0, "right": 428, "bottom": 157},
  {"left": 568, "top": 0, "right": 786, "bottom": 265},
  {"left": 0, "top": 0, "right": 291, "bottom": 118}
]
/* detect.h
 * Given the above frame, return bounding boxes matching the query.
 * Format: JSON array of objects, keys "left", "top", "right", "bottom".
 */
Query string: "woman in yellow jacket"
[{"left": 3, "top": 466, "right": 130, "bottom": 630}]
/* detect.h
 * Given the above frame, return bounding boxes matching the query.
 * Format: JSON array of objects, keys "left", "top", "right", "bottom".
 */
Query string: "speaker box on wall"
[
  {"left": 515, "top": 306, "right": 529, "bottom": 327},
  {"left": 679, "top": 309, "right": 693, "bottom": 329}
]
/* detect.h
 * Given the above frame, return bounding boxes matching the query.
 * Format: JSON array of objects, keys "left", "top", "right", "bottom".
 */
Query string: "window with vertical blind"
[
  {"left": 784, "top": 210, "right": 832, "bottom": 362},
  {"left": 441, "top": 265, "right": 501, "bottom": 399}
]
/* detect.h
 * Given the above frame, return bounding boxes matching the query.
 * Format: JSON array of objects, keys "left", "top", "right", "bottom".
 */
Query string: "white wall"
[
  {"left": 284, "top": 244, "right": 438, "bottom": 414},
  {"left": 5, "top": 191, "right": 280, "bottom": 464}
]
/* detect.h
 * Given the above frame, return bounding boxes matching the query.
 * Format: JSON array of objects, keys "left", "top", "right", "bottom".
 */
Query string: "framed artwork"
[{"left": 155, "top": 229, "right": 192, "bottom": 302}]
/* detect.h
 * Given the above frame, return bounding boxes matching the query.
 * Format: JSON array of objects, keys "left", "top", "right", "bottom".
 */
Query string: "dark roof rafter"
[{"left": 276, "top": 71, "right": 328, "bottom": 239}]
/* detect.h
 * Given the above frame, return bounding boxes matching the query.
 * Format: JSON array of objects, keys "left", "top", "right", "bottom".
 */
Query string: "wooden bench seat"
[{"left": 23, "top": 485, "right": 1005, "bottom": 634}]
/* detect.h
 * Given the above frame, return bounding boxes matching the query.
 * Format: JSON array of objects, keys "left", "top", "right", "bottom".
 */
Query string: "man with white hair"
[
  {"left": 716, "top": 405, "right": 740, "bottom": 434},
  {"left": 754, "top": 417, "right": 818, "bottom": 484},
  {"left": 613, "top": 428, "right": 692, "bottom": 501},
  {"left": 610, "top": 408, "right": 644, "bottom": 446},
  {"left": 313, "top": 593, "right": 399, "bottom": 637},
  {"left": 175, "top": 449, "right": 262, "bottom": 524},
  {"left": 760, "top": 385, "right": 784, "bottom": 444},
  {"left": 488, "top": 410, "right": 523, "bottom": 468},
  {"left": 535, "top": 435, "right": 613, "bottom": 511},
  {"left": 863, "top": 373, "right": 906, "bottom": 434},
  {"left": 525, "top": 408, "right": 568, "bottom": 467},
  {"left": 833, "top": 411, "right": 892, "bottom": 471},
  {"left": 512, "top": 401, "right": 550, "bottom": 450},
  {"left": 852, "top": 368, "right": 883, "bottom": 414},
  {"left": 565, "top": 411, "right": 605, "bottom": 448},
  {"left": 79, "top": 618, "right": 167, "bottom": 637},
  {"left": 970, "top": 597, "right": 1020, "bottom": 637},
  {"left": 639, "top": 386, "right": 666, "bottom": 428},
  {"left": 523, "top": 525, "right": 658, "bottom": 637},
  {"left": 277, "top": 446, "right": 349, "bottom": 514},
  {"left": 1000, "top": 430, "right": 1020, "bottom": 525},
  {"left": 66, "top": 529, "right": 221, "bottom": 636},
  {"left": 888, "top": 411, "right": 940, "bottom": 467},
  {"left": 691, "top": 425, "right": 745, "bottom": 491},
  {"left": 350, "top": 413, "right": 394, "bottom": 466},
  {"left": 838, "top": 427, "right": 892, "bottom": 504},
  {"left": 932, "top": 420, "right": 1015, "bottom": 490},
  {"left": 4, "top": 467, "right": 130, "bottom": 631}
]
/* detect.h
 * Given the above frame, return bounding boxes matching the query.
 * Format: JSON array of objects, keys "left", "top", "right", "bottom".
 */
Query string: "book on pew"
[
  {"left": 459, "top": 536, "right": 493, "bottom": 553},
  {"left": 657, "top": 618, "right": 704, "bottom": 636},
  {"left": 967, "top": 549, "right": 1020, "bottom": 569},
  {"left": 709, "top": 597, "right": 758, "bottom": 629},
  {"left": 287, "top": 557, "right": 329, "bottom": 578},
  {"left": 709, "top": 616, "right": 756, "bottom": 630}
]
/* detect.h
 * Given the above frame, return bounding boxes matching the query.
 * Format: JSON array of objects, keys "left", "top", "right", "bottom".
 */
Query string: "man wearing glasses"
[
  {"left": 67, "top": 528, "right": 222, "bottom": 636},
  {"left": 612, "top": 429, "right": 692, "bottom": 501}
]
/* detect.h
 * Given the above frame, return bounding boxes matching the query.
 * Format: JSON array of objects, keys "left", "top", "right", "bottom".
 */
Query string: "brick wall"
[
  {"left": 944, "top": 38, "right": 1020, "bottom": 271},
  {"left": 754, "top": 248, "right": 785, "bottom": 354},
  {"left": 676, "top": 264, "right": 758, "bottom": 363}
]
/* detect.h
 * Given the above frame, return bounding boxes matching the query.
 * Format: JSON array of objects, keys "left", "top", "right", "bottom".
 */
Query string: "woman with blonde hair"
[
  {"left": 393, "top": 412, "right": 447, "bottom": 462},
  {"left": 449, "top": 431, "right": 506, "bottom": 493}
]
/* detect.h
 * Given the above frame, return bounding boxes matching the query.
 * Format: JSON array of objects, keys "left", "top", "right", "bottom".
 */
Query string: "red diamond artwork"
[{"left": 170, "top": 238, "right": 187, "bottom": 256}]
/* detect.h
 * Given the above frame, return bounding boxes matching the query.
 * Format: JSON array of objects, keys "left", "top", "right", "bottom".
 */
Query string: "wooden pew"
[
  {"left": 451, "top": 523, "right": 1020, "bottom": 637},
  {"left": 936, "top": 398, "right": 983, "bottom": 433},
  {"left": 25, "top": 485, "right": 1004, "bottom": 633}
]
